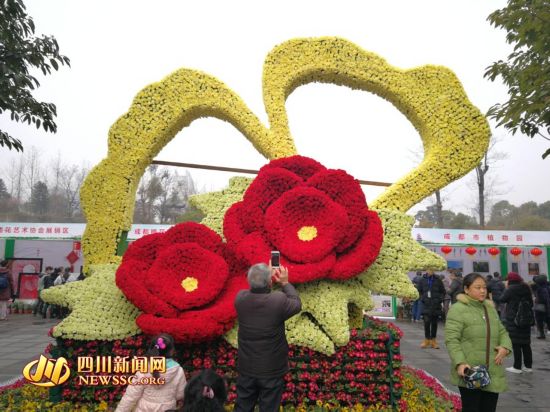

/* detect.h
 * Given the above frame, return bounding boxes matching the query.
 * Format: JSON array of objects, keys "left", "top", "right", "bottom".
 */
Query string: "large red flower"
[
  {"left": 223, "top": 155, "right": 383, "bottom": 283},
  {"left": 116, "top": 222, "right": 247, "bottom": 343}
]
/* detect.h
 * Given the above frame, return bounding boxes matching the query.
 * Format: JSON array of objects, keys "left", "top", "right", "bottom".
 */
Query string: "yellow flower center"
[
  {"left": 181, "top": 277, "right": 198, "bottom": 292},
  {"left": 297, "top": 226, "right": 318, "bottom": 241}
]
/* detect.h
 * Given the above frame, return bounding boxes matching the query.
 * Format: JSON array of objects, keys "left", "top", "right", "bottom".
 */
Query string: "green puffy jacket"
[{"left": 444, "top": 293, "right": 512, "bottom": 393}]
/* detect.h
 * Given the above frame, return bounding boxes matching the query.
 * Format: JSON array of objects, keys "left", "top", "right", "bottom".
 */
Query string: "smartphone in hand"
[{"left": 271, "top": 251, "right": 280, "bottom": 268}]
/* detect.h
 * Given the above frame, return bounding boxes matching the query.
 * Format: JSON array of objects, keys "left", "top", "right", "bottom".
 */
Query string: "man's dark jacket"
[
  {"left": 418, "top": 275, "right": 446, "bottom": 316},
  {"left": 235, "top": 284, "right": 302, "bottom": 378},
  {"left": 448, "top": 278, "right": 463, "bottom": 304},
  {"left": 488, "top": 278, "right": 505, "bottom": 303}
]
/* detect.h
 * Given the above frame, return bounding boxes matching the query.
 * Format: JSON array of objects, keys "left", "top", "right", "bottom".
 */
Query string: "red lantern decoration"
[
  {"left": 441, "top": 245, "right": 453, "bottom": 255},
  {"left": 530, "top": 247, "right": 543, "bottom": 257},
  {"left": 510, "top": 247, "right": 522, "bottom": 256},
  {"left": 465, "top": 246, "right": 477, "bottom": 256},
  {"left": 488, "top": 247, "right": 500, "bottom": 257}
]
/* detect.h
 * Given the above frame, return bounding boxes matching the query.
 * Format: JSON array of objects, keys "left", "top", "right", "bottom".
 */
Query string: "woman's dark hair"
[
  {"left": 182, "top": 369, "right": 227, "bottom": 412},
  {"left": 462, "top": 272, "right": 486, "bottom": 290},
  {"left": 146, "top": 333, "right": 175, "bottom": 378}
]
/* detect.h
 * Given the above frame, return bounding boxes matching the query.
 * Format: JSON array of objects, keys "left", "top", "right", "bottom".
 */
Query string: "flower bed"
[
  {"left": 0, "top": 321, "right": 461, "bottom": 411},
  {"left": 38, "top": 318, "right": 401, "bottom": 408}
]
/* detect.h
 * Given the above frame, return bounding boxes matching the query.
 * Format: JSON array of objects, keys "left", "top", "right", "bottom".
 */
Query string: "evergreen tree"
[
  {"left": 30, "top": 180, "right": 49, "bottom": 215},
  {"left": 0, "top": 178, "right": 10, "bottom": 200}
]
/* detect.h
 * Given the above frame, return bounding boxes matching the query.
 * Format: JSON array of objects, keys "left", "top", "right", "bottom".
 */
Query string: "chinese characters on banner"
[{"left": 412, "top": 228, "right": 550, "bottom": 246}]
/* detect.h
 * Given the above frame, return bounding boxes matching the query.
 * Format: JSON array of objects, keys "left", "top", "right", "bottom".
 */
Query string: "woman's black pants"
[{"left": 459, "top": 387, "right": 498, "bottom": 412}]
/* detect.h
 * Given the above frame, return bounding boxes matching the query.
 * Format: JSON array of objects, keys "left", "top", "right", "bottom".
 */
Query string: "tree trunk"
[
  {"left": 476, "top": 157, "right": 489, "bottom": 229},
  {"left": 479, "top": 173, "right": 485, "bottom": 228},
  {"left": 435, "top": 190, "right": 443, "bottom": 227}
]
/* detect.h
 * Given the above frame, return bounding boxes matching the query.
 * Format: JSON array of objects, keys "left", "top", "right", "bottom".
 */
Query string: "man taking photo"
[{"left": 234, "top": 262, "right": 302, "bottom": 412}]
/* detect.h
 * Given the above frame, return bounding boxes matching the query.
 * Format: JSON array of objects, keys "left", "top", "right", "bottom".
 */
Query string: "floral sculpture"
[
  {"left": 224, "top": 155, "right": 383, "bottom": 283},
  {"left": 43, "top": 37, "right": 490, "bottom": 356},
  {"left": 38, "top": 37, "right": 491, "bottom": 409}
]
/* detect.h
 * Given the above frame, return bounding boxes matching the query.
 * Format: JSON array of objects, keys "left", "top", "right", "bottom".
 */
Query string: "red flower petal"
[
  {"left": 242, "top": 167, "right": 302, "bottom": 212},
  {"left": 116, "top": 259, "right": 178, "bottom": 318},
  {"left": 145, "top": 243, "right": 229, "bottom": 311},
  {"left": 264, "top": 186, "right": 348, "bottom": 263},
  {"left": 121, "top": 232, "right": 164, "bottom": 265},
  {"left": 136, "top": 277, "right": 247, "bottom": 343},
  {"left": 232, "top": 232, "right": 272, "bottom": 266},
  {"left": 223, "top": 201, "right": 249, "bottom": 245},
  {"left": 159, "top": 221, "right": 223, "bottom": 254},
  {"left": 307, "top": 169, "right": 368, "bottom": 252},
  {"left": 286, "top": 253, "right": 336, "bottom": 283},
  {"left": 261, "top": 155, "right": 326, "bottom": 180},
  {"left": 329, "top": 210, "right": 383, "bottom": 280}
]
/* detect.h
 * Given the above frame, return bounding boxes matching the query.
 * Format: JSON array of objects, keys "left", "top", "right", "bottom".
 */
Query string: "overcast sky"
[{"left": 1, "top": 0, "right": 549, "bottom": 217}]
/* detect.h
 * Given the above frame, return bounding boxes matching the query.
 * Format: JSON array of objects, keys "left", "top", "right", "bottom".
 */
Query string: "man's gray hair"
[{"left": 247, "top": 263, "right": 271, "bottom": 289}]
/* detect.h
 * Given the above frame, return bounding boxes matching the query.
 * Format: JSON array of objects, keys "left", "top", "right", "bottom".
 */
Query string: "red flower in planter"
[
  {"left": 116, "top": 222, "right": 247, "bottom": 343},
  {"left": 223, "top": 155, "right": 383, "bottom": 282}
]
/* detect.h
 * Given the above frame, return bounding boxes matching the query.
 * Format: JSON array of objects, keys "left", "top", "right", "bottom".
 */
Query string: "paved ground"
[
  {"left": 0, "top": 314, "right": 58, "bottom": 385},
  {"left": 394, "top": 319, "right": 550, "bottom": 412},
  {"left": 1, "top": 314, "right": 549, "bottom": 411}
]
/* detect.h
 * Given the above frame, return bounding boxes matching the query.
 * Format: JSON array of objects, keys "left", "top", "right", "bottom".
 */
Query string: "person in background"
[
  {"left": 448, "top": 272, "right": 463, "bottom": 305},
  {"left": 41, "top": 267, "right": 58, "bottom": 318},
  {"left": 411, "top": 271, "right": 424, "bottom": 322},
  {"left": 33, "top": 266, "right": 53, "bottom": 316},
  {"left": 182, "top": 369, "right": 227, "bottom": 412},
  {"left": 418, "top": 269, "right": 446, "bottom": 349},
  {"left": 116, "top": 333, "right": 186, "bottom": 412},
  {"left": 500, "top": 272, "right": 534, "bottom": 374},
  {"left": 54, "top": 267, "right": 72, "bottom": 286},
  {"left": 441, "top": 274, "right": 451, "bottom": 320},
  {"left": 53, "top": 267, "right": 74, "bottom": 319},
  {"left": 0, "top": 260, "right": 15, "bottom": 321},
  {"left": 531, "top": 274, "right": 550, "bottom": 339},
  {"left": 487, "top": 272, "right": 505, "bottom": 319},
  {"left": 445, "top": 272, "right": 511, "bottom": 412},
  {"left": 77, "top": 266, "right": 85, "bottom": 281}
]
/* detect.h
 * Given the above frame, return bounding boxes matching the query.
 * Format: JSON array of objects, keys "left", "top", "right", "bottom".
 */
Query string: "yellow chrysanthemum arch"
[{"left": 80, "top": 37, "right": 489, "bottom": 266}]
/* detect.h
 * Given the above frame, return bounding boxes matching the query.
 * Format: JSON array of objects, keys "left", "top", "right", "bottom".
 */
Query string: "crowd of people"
[
  {"left": 34, "top": 266, "right": 84, "bottom": 319},
  {"left": 409, "top": 269, "right": 550, "bottom": 412}
]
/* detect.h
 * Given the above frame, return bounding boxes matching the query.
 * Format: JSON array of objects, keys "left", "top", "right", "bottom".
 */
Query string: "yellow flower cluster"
[
  {"left": 80, "top": 36, "right": 488, "bottom": 267},
  {"left": 360, "top": 209, "right": 446, "bottom": 298},
  {"left": 264, "top": 37, "right": 490, "bottom": 212},
  {"left": 190, "top": 177, "right": 252, "bottom": 237},
  {"left": 0, "top": 385, "right": 109, "bottom": 412},
  {"left": 41, "top": 265, "right": 141, "bottom": 340}
]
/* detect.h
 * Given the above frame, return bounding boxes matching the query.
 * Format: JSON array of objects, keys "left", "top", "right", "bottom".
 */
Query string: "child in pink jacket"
[{"left": 116, "top": 334, "right": 186, "bottom": 412}]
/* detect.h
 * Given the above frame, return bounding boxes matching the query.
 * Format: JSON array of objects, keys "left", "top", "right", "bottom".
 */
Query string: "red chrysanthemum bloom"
[
  {"left": 116, "top": 222, "right": 247, "bottom": 343},
  {"left": 223, "top": 155, "right": 383, "bottom": 283}
]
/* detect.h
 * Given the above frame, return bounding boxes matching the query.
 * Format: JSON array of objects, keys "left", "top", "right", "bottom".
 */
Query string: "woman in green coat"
[{"left": 445, "top": 273, "right": 512, "bottom": 412}]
